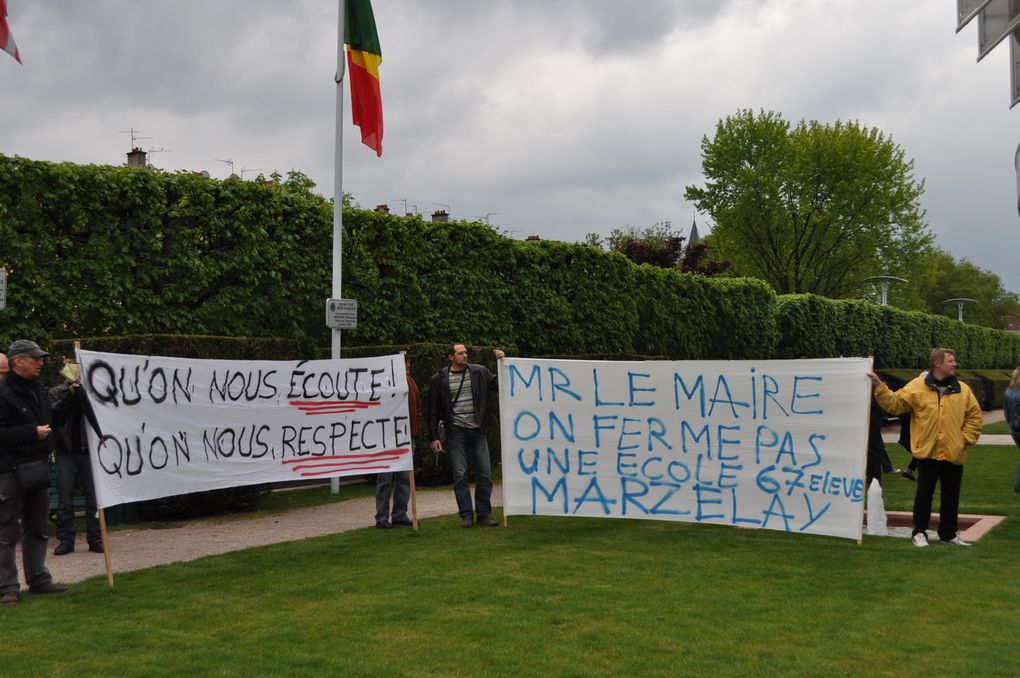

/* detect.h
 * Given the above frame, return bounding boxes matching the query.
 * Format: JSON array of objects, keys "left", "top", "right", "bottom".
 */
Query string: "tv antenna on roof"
[
  {"left": 240, "top": 167, "right": 262, "bottom": 180},
  {"left": 215, "top": 158, "right": 235, "bottom": 176},
  {"left": 119, "top": 128, "right": 152, "bottom": 150},
  {"left": 146, "top": 147, "right": 171, "bottom": 167}
]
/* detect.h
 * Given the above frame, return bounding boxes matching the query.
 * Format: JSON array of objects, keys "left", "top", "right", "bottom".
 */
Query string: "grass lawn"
[
  {"left": 8, "top": 446, "right": 1020, "bottom": 677},
  {"left": 983, "top": 419, "right": 1012, "bottom": 436}
]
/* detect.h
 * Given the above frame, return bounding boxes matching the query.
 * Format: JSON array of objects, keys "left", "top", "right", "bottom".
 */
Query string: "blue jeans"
[
  {"left": 55, "top": 452, "right": 101, "bottom": 547},
  {"left": 447, "top": 425, "right": 493, "bottom": 519},
  {"left": 1012, "top": 433, "right": 1020, "bottom": 493}
]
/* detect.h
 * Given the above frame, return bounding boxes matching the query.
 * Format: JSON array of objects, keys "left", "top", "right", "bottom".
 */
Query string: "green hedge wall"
[
  {"left": 0, "top": 155, "right": 332, "bottom": 353},
  {"left": 4, "top": 154, "right": 1020, "bottom": 372},
  {"left": 775, "top": 295, "right": 1020, "bottom": 369}
]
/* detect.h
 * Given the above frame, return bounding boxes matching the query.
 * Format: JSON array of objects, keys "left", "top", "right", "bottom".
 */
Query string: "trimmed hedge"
[
  {"left": 6, "top": 154, "right": 1019, "bottom": 371},
  {"left": 775, "top": 295, "right": 1020, "bottom": 369}
]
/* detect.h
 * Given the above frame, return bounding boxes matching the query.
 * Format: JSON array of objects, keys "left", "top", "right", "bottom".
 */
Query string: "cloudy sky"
[{"left": 2, "top": 1, "right": 1019, "bottom": 292}]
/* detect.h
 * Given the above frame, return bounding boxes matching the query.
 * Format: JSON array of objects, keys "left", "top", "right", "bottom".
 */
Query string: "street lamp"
[
  {"left": 862, "top": 276, "right": 908, "bottom": 306},
  {"left": 942, "top": 297, "right": 978, "bottom": 322}
]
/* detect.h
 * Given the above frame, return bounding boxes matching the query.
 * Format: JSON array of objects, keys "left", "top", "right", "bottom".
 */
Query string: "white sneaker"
[
  {"left": 911, "top": 532, "right": 929, "bottom": 547},
  {"left": 942, "top": 536, "right": 972, "bottom": 547}
]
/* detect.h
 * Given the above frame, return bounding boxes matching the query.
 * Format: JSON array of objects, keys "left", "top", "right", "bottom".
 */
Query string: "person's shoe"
[
  {"left": 911, "top": 532, "right": 929, "bottom": 548},
  {"left": 942, "top": 536, "right": 972, "bottom": 547},
  {"left": 477, "top": 515, "right": 499, "bottom": 527},
  {"left": 53, "top": 541, "right": 74, "bottom": 556},
  {"left": 29, "top": 583, "right": 69, "bottom": 594},
  {"left": 460, "top": 516, "right": 474, "bottom": 528},
  {"left": 88, "top": 542, "right": 104, "bottom": 554},
  {"left": 901, "top": 469, "right": 915, "bottom": 481},
  {"left": 391, "top": 517, "right": 413, "bottom": 527},
  {"left": 375, "top": 521, "right": 392, "bottom": 530},
  {"left": 889, "top": 468, "right": 902, "bottom": 475},
  {"left": 0, "top": 591, "right": 20, "bottom": 605}
]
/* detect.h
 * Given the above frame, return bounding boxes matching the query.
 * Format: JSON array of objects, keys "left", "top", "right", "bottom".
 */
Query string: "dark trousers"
[
  {"left": 0, "top": 471, "right": 54, "bottom": 593},
  {"left": 913, "top": 458, "right": 964, "bottom": 541},
  {"left": 55, "top": 452, "right": 101, "bottom": 547},
  {"left": 375, "top": 472, "right": 410, "bottom": 523}
]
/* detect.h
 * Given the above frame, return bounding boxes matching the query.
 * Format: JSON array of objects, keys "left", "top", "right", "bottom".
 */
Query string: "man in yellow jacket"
[{"left": 869, "top": 348, "right": 982, "bottom": 547}]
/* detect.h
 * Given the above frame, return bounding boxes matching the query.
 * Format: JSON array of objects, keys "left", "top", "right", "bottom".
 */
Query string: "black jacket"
[
  {"left": 48, "top": 380, "right": 103, "bottom": 455},
  {"left": 0, "top": 372, "right": 74, "bottom": 472},
  {"left": 428, "top": 363, "right": 499, "bottom": 441}
]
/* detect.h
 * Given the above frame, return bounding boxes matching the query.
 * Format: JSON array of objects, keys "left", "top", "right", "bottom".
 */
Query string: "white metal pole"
[{"left": 330, "top": 0, "right": 346, "bottom": 495}]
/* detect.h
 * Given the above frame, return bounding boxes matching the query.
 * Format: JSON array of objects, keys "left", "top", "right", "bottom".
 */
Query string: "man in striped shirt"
[{"left": 429, "top": 343, "right": 505, "bottom": 527}]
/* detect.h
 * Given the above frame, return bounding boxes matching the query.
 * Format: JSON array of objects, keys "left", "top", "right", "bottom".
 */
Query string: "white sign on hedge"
[
  {"left": 77, "top": 350, "right": 410, "bottom": 508},
  {"left": 499, "top": 358, "right": 871, "bottom": 540}
]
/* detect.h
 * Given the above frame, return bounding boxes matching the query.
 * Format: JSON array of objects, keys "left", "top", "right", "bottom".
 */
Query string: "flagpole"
[{"left": 330, "top": 0, "right": 346, "bottom": 495}]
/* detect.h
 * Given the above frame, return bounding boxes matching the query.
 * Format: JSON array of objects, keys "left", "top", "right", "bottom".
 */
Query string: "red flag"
[{"left": 0, "top": 0, "right": 22, "bottom": 64}]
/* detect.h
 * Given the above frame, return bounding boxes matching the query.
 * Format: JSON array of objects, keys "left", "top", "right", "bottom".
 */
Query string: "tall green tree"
[
  {"left": 685, "top": 109, "right": 932, "bottom": 297},
  {"left": 922, "top": 250, "right": 1019, "bottom": 328}
]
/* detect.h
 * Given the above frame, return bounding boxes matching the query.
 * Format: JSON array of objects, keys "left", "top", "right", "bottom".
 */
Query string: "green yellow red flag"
[{"left": 345, "top": 0, "right": 382, "bottom": 156}]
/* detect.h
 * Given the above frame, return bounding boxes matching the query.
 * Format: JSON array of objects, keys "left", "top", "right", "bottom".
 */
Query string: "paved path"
[{"left": 25, "top": 486, "right": 502, "bottom": 586}]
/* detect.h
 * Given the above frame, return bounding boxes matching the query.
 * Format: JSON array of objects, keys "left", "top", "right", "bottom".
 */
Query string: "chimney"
[
  {"left": 126, "top": 147, "right": 147, "bottom": 168},
  {"left": 526, "top": 235, "right": 541, "bottom": 241},
  {"left": 375, "top": 204, "right": 390, "bottom": 213},
  {"left": 431, "top": 210, "right": 449, "bottom": 223}
]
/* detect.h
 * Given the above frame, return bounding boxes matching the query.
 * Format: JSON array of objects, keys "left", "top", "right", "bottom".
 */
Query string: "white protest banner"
[
  {"left": 499, "top": 358, "right": 871, "bottom": 541},
  {"left": 77, "top": 350, "right": 410, "bottom": 508}
]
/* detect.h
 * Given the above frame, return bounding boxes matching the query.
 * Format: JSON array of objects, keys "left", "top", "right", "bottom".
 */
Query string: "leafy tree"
[
  {"left": 685, "top": 109, "right": 932, "bottom": 297},
  {"left": 921, "top": 249, "right": 1019, "bottom": 328}
]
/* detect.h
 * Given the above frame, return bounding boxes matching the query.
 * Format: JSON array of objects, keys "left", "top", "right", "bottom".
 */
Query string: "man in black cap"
[{"left": 0, "top": 340, "right": 75, "bottom": 604}]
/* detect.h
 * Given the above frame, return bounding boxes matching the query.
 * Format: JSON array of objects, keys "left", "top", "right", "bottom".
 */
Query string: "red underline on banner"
[
  {"left": 288, "top": 400, "right": 381, "bottom": 415},
  {"left": 280, "top": 449, "right": 409, "bottom": 465},
  {"left": 298, "top": 465, "right": 392, "bottom": 476},
  {"left": 288, "top": 456, "right": 402, "bottom": 471}
]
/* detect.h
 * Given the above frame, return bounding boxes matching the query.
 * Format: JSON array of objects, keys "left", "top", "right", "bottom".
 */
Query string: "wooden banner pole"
[
  {"left": 98, "top": 508, "right": 114, "bottom": 587},
  {"left": 409, "top": 469, "right": 419, "bottom": 530}
]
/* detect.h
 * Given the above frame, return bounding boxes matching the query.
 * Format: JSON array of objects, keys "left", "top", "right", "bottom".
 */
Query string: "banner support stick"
[
  {"left": 409, "top": 468, "right": 419, "bottom": 530},
  {"left": 98, "top": 508, "right": 114, "bottom": 587}
]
